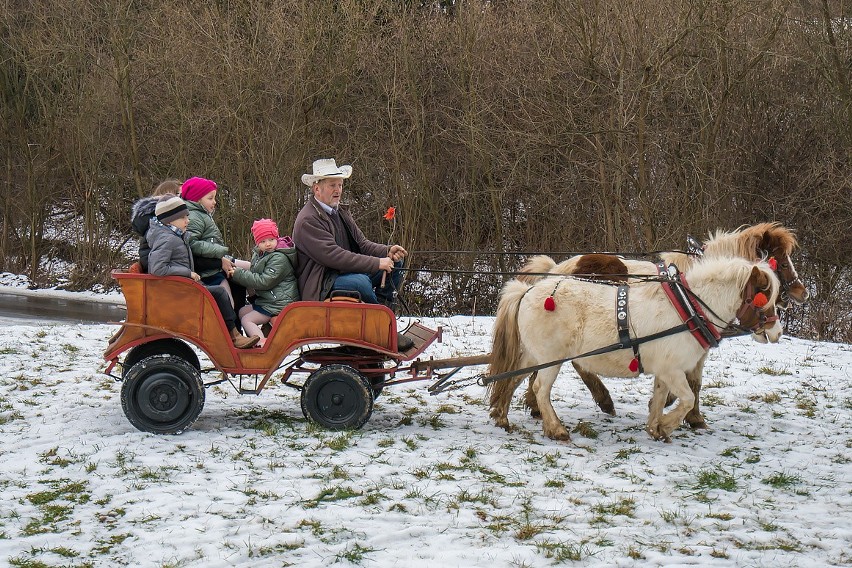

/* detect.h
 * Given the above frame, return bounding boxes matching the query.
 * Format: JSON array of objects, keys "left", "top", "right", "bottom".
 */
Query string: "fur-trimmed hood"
[{"left": 130, "top": 196, "right": 160, "bottom": 236}]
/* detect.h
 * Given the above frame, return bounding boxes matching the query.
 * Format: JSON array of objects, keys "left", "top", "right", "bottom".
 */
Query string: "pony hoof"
[
  {"left": 530, "top": 409, "right": 542, "bottom": 419},
  {"left": 545, "top": 429, "right": 571, "bottom": 441},
  {"left": 688, "top": 420, "right": 709, "bottom": 430},
  {"left": 599, "top": 402, "right": 616, "bottom": 416}
]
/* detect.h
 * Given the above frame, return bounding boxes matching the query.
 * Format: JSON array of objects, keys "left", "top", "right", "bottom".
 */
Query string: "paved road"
[{"left": 0, "top": 288, "right": 126, "bottom": 325}]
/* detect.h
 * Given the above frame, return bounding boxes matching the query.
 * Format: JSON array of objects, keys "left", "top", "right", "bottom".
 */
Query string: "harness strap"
[
  {"left": 616, "top": 285, "right": 643, "bottom": 373},
  {"left": 480, "top": 323, "right": 691, "bottom": 386},
  {"left": 656, "top": 262, "right": 722, "bottom": 350}
]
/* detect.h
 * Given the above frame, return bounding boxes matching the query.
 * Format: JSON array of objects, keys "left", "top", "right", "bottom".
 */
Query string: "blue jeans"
[{"left": 332, "top": 260, "right": 403, "bottom": 304}]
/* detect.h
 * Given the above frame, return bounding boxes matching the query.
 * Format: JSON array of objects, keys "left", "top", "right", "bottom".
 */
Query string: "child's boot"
[{"left": 230, "top": 327, "right": 259, "bottom": 349}]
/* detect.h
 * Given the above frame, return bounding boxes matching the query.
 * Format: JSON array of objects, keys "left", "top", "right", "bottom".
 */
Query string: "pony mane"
[
  {"left": 705, "top": 222, "right": 798, "bottom": 261},
  {"left": 687, "top": 255, "right": 780, "bottom": 309}
]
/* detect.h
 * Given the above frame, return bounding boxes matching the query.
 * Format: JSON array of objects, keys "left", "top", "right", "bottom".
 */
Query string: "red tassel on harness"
[
  {"left": 768, "top": 257, "right": 778, "bottom": 271},
  {"left": 753, "top": 292, "right": 769, "bottom": 308},
  {"left": 629, "top": 358, "right": 639, "bottom": 373},
  {"left": 544, "top": 296, "right": 556, "bottom": 311}
]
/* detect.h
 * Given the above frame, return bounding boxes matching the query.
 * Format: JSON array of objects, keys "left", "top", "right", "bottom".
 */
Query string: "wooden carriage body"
[{"left": 104, "top": 271, "right": 438, "bottom": 389}]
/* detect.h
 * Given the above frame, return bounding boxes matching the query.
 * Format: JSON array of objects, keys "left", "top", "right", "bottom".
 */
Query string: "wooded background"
[{"left": 1, "top": 0, "right": 850, "bottom": 340}]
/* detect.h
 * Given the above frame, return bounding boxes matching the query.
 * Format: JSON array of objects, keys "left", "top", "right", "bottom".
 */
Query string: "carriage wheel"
[
  {"left": 121, "top": 355, "right": 205, "bottom": 435},
  {"left": 300, "top": 364, "right": 374, "bottom": 430},
  {"left": 121, "top": 339, "right": 200, "bottom": 379}
]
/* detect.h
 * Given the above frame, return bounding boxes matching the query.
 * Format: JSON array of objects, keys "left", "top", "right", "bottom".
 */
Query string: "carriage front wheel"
[
  {"left": 121, "top": 354, "right": 205, "bottom": 434},
  {"left": 300, "top": 364, "right": 374, "bottom": 430}
]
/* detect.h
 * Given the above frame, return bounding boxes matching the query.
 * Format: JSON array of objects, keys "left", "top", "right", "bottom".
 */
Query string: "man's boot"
[{"left": 230, "top": 327, "right": 259, "bottom": 349}]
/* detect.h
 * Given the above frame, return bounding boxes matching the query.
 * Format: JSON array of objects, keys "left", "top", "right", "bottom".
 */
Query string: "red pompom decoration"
[
  {"left": 753, "top": 292, "right": 769, "bottom": 308},
  {"left": 544, "top": 296, "right": 556, "bottom": 311},
  {"left": 629, "top": 358, "right": 639, "bottom": 373},
  {"left": 768, "top": 257, "right": 778, "bottom": 271}
]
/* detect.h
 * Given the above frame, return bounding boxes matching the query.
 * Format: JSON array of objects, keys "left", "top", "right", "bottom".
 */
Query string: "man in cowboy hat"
[{"left": 292, "top": 158, "right": 407, "bottom": 308}]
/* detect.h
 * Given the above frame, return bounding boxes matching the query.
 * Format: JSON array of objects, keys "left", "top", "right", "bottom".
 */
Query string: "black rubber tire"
[
  {"left": 121, "top": 339, "right": 200, "bottom": 379},
  {"left": 300, "top": 364, "right": 374, "bottom": 430},
  {"left": 121, "top": 354, "right": 205, "bottom": 434}
]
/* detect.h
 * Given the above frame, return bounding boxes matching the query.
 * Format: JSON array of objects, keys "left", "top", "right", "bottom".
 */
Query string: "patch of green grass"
[
  {"left": 422, "top": 414, "right": 446, "bottom": 429},
  {"left": 251, "top": 541, "right": 305, "bottom": 557},
  {"left": 436, "top": 404, "right": 458, "bottom": 414},
  {"left": 700, "top": 392, "right": 724, "bottom": 407},
  {"left": 744, "top": 452, "right": 761, "bottom": 464},
  {"left": 591, "top": 497, "right": 636, "bottom": 524},
  {"left": 0, "top": 411, "right": 24, "bottom": 425},
  {"left": 572, "top": 421, "right": 598, "bottom": 439},
  {"left": 92, "top": 532, "right": 131, "bottom": 554},
  {"left": 38, "top": 447, "right": 73, "bottom": 468},
  {"left": 762, "top": 471, "right": 802, "bottom": 489},
  {"left": 614, "top": 447, "right": 641, "bottom": 460},
  {"left": 238, "top": 408, "right": 296, "bottom": 435},
  {"left": 325, "top": 431, "right": 354, "bottom": 451},
  {"left": 304, "top": 486, "right": 362, "bottom": 509},
  {"left": 720, "top": 447, "right": 739, "bottom": 457},
  {"left": 534, "top": 539, "right": 592, "bottom": 562},
  {"left": 328, "top": 465, "right": 350, "bottom": 480},
  {"left": 694, "top": 467, "right": 738, "bottom": 492},
  {"left": 734, "top": 537, "right": 803, "bottom": 552},
  {"left": 0, "top": 347, "right": 18, "bottom": 355},
  {"left": 334, "top": 542, "right": 376, "bottom": 564},
  {"left": 757, "top": 366, "right": 791, "bottom": 376},
  {"left": 795, "top": 395, "right": 817, "bottom": 418}
]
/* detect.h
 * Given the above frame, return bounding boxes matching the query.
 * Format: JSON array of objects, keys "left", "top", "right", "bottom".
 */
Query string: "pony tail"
[
  {"left": 517, "top": 255, "right": 556, "bottom": 284},
  {"left": 487, "top": 280, "right": 529, "bottom": 402}
]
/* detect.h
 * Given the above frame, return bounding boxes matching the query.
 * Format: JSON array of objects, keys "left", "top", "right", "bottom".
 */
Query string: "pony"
[
  {"left": 512, "top": 222, "right": 806, "bottom": 428},
  {"left": 487, "top": 256, "right": 782, "bottom": 442}
]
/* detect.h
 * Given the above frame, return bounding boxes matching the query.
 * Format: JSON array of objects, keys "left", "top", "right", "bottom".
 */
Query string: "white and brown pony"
[
  {"left": 514, "top": 222, "right": 806, "bottom": 428},
  {"left": 488, "top": 256, "right": 782, "bottom": 442}
]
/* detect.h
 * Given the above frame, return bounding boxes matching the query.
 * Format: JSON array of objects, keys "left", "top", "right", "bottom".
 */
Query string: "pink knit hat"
[
  {"left": 181, "top": 177, "right": 217, "bottom": 202},
  {"left": 251, "top": 218, "right": 279, "bottom": 244}
]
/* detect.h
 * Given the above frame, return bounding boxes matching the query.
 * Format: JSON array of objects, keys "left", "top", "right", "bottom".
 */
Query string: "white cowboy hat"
[{"left": 301, "top": 158, "right": 353, "bottom": 186}]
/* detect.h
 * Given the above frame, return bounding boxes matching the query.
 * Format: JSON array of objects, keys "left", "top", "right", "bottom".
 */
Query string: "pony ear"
[{"left": 750, "top": 264, "right": 771, "bottom": 292}]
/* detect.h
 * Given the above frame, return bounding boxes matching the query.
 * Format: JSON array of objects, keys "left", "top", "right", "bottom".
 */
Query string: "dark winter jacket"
[
  {"left": 229, "top": 241, "right": 299, "bottom": 315},
  {"left": 292, "top": 196, "right": 388, "bottom": 301},
  {"left": 185, "top": 200, "right": 229, "bottom": 279},
  {"left": 130, "top": 196, "right": 159, "bottom": 271},
  {"left": 146, "top": 219, "right": 194, "bottom": 278}
]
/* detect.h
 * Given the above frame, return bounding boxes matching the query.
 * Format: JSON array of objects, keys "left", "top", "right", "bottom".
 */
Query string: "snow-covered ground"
[{"left": 0, "top": 308, "right": 849, "bottom": 567}]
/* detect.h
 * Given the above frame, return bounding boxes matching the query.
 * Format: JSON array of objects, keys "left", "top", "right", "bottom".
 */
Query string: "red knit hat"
[
  {"left": 251, "top": 218, "right": 279, "bottom": 244},
  {"left": 181, "top": 177, "right": 217, "bottom": 202}
]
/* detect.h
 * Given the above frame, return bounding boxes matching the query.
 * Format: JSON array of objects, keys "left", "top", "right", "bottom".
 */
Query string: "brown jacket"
[{"left": 292, "top": 196, "right": 388, "bottom": 301}]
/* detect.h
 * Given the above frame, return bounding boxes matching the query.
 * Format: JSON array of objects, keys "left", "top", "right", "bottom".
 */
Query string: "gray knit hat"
[{"left": 155, "top": 195, "right": 189, "bottom": 224}]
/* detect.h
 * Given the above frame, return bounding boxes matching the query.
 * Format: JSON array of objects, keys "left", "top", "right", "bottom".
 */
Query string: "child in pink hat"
[
  {"left": 180, "top": 177, "right": 246, "bottom": 312},
  {"left": 227, "top": 219, "right": 299, "bottom": 348}
]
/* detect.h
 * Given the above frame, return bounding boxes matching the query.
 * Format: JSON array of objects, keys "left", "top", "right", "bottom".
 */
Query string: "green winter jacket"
[
  {"left": 230, "top": 246, "right": 299, "bottom": 315},
  {"left": 185, "top": 200, "right": 229, "bottom": 278}
]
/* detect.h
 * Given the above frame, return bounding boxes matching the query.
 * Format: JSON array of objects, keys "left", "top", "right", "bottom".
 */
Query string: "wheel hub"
[{"left": 137, "top": 372, "right": 190, "bottom": 422}]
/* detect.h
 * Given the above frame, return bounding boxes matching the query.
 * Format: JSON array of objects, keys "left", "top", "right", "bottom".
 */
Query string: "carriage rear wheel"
[
  {"left": 121, "top": 355, "right": 205, "bottom": 434},
  {"left": 121, "top": 339, "right": 200, "bottom": 379},
  {"left": 300, "top": 364, "right": 374, "bottom": 430}
]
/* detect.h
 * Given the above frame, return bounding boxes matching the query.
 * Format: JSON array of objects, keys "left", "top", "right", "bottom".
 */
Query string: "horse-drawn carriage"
[
  {"left": 103, "top": 223, "right": 807, "bottom": 440},
  {"left": 103, "top": 270, "right": 447, "bottom": 434}
]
